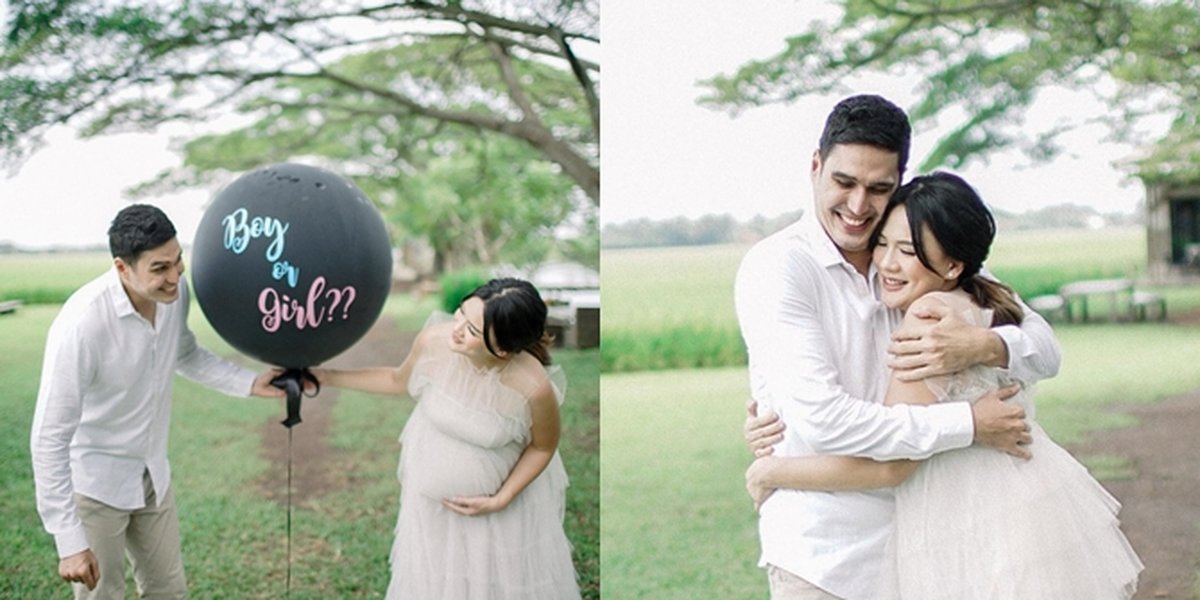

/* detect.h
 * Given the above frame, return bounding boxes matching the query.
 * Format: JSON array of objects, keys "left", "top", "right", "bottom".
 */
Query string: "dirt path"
[
  {"left": 255, "top": 315, "right": 416, "bottom": 506},
  {"left": 1074, "top": 389, "right": 1200, "bottom": 599}
]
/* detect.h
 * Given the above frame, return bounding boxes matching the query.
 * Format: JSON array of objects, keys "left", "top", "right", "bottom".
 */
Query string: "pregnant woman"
[
  {"left": 746, "top": 173, "right": 1142, "bottom": 599},
  {"left": 315, "top": 278, "right": 580, "bottom": 599}
]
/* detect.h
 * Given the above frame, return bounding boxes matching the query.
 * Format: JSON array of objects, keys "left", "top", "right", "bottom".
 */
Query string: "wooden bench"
[
  {"left": 1132, "top": 291, "right": 1166, "bottom": 321},
  {"left": 0, "top": 299, "right": 23, "bottom": 315},
  {"left": 1027, "top": 294, "right": 1067, "bottom": 322}
]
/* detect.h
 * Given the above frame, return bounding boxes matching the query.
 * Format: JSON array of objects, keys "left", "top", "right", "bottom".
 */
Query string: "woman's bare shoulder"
[
  {"left": 500, "top": 352, "right": 555, "bottom": 402},
  {"left": 909, "top": 290, "right": 976, "bottom": 318}
]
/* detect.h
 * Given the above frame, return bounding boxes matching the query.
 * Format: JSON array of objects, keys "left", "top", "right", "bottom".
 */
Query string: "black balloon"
[{"left": 191, "top": 163, "right": 392, "bottom": 369}]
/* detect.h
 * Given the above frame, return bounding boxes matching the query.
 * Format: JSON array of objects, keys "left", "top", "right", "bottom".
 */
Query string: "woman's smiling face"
[{"left": 873, "top": 205, "right": 960, "bottom": 312}]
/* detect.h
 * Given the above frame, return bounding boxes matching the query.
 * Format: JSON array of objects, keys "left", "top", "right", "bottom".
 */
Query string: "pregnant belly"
[{"left": 401, "top": 436, "right": 521, "bottom": 500}]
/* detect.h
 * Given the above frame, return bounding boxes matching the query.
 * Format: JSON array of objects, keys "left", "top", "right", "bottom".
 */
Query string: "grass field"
[
  {"left": 0, "top": 251, "right": 113, "bottom": 303},
  {"left": 600, "top": 320, "right": 1200, "bottom": 598},
  {"left": 0, "top": 289, "right": 599, "bottom": 598},
  {"left": 600, "top": 226, "right": 1200, "bottom": 597},
  {"left": 601, "top": 227, "right": 1200, "bottom": 372}
]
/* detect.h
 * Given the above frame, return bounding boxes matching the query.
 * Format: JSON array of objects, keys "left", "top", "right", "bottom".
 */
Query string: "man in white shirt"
[
  {"left": 31, "top": 204, "right": 285, "bottom": 599},
  {"left": 735, "top": 95, "right": 1061, "bottom": 599}
]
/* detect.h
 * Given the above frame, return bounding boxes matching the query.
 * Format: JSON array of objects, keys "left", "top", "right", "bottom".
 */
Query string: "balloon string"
[{"left": 287, "top": 425, "right": 293, "bottom": 598}]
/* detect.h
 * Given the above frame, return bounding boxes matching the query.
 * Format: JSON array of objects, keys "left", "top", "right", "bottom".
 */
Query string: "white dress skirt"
[
  {"left": 882, "top": 304, "right": 1143, "bottom": 599},
  {"left": 386, "top": 317, "right": 581, "bottom": 599}
]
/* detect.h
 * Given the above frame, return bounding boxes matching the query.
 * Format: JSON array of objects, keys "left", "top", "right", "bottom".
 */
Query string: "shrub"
[{"left": 437, "top": 269, "right": 490, "bottom": 313}]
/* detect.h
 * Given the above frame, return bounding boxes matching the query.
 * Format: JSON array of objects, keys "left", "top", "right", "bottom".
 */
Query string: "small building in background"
[
  {"left": 1133, "top": 134, "right": 1200, "bottom": 282},
  {"left": 1144, "top": 183, "right": 1200, "bottom": 281},
  {"left": 530, "top": 262, "right": 599, "bottom": 350}
]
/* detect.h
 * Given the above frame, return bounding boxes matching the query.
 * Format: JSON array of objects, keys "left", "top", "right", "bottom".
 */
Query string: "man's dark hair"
[
  {"left": 108, "top": 204, "right": 177, "bottom": 263},
  {"left": 818, "top": 95, "right": 912, "bottom": 176}
]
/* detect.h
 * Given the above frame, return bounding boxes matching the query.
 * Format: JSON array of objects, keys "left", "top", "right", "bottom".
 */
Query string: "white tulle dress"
[
  {"left": 882, "top": 299, "right": 1143, "bottom": 599},
  {"left": 386, "top": 318, "right": 581, "bottom": 599}
]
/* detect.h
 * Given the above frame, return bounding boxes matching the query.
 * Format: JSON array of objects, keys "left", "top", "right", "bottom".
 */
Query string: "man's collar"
[
  {"left": 104, "top": 267, "right": 138, "bottom": 319},
  {"left": 799, "top": 210, "right": 850, "bottom": 269}
]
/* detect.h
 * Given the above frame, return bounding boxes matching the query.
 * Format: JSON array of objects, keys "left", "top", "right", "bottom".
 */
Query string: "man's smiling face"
[{"left": 811, "top": 143, "right": 900, "bottom": 263}]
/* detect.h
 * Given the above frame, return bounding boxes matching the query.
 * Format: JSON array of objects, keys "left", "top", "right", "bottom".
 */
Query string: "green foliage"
[
  {"left": 554, "top": 348, "right": 601, "bottom": 599},
  {"left": 437, "top": 269, "right": 490, "bottom": 314},
  {"left": 370, "top": 133, "right": 588, "bottom": 271},
  {"left": 698, "top": 0, "right": 1200, "bottom": 183},
  {"left": 1, "top": 0, "right": 599, "bottom": 203},
  {"left": 601, "top": 214, "right": 742, "bottom": 249},
  {"left": 130, "top": 33, "right": 597, "bottom": 271},
  {"left": 602, "top": 323, "right": 745, "bottom": 373}
]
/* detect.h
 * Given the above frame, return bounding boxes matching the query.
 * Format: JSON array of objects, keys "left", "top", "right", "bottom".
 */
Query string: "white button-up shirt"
[
  {"left": 735, "top": 212, "right": 1061, "bottom": 600},
  {"left": 31, "top": 269, "right": 257, "bottom": 558}
]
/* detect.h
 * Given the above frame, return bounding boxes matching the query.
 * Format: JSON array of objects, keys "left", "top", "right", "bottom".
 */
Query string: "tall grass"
[
  {"left": 600, "top": 244, "right": 744, "bottom": 373},
  {"left": 987, "top": 226, "right": 1145, "bottom": 297},
  {"left": 601, "top": 227, "right": 1200, "bottom": 373}
]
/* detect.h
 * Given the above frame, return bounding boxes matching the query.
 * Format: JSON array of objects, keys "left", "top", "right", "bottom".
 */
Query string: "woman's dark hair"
[
  {"left": 466, "top": 278, "right": 553, "bottom": 366},
  {"left": 108, "top": 204, "right": 177, "bottom": 263},
  {"left": 819, "top": 94, "right": 913, "bottom": 178},
  {"left": 869, "top": 172, "right": 1024, "bottom": 327}
]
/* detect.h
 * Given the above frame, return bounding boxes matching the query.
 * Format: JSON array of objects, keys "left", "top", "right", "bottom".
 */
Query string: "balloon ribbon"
[
  {"left": 269, "top": 368, "right": 320, "bottom": 597},
  {"left": 271, "top": 368, "right": 320, "bottom": 428}
]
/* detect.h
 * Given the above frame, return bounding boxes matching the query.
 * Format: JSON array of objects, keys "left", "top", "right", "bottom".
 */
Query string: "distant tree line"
[
  {"left": 601, "top": 211, "right": 802, "bottom": 249},
  {"left": 992, "top": 204, "right": 1142, "bottom": 231},
  {"left": 603, "top": 204, "right": 1143, "bottom": 249}
]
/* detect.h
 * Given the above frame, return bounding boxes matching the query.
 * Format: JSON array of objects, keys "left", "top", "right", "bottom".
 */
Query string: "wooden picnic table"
[{"left": 1059, "top": 278, "right": 1133, "bottom": 323}]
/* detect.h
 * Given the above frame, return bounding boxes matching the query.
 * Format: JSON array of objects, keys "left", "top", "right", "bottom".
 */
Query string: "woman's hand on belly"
[{"left": 442, "top": 492, "right": 511, "bottom": 517}]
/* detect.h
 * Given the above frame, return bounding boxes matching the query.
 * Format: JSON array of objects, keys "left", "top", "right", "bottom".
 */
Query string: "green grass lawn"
[
  {"left": 600, "top": 368, "right": 761, "bottom": 599},
  {"left": 600, "top": 318, "right": 1200, "bottom": 598},
  {"left": 0, "top": 251, "right": 113, "bottom": 303},
  {"left": 0, "top": 293, "right": 599, "bottom": 599},
  {"left": 600, "top": 227, "right": 1200, "bottom": 597}
]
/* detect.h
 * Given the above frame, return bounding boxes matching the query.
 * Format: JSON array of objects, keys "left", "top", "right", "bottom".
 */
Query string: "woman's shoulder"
[
  {"left": 414, "top": 312, "right": 453, "bottom": 341},
  {"left": 406, "top": 315, "right": 453, "bottom": 366},
  {"left": 500, "top": 353, "right": 563, "bottom": 405},
  {"left": 908, "top": 290, "right": 979, "bottom": 318},
  {"left": 902, "top": 290, "right": 990, "bottom": 330}
]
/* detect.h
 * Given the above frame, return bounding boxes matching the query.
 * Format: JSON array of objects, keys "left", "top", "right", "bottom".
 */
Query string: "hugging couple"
[{"left": 736, "top": 94, "right": 1143, "bottom": 599}]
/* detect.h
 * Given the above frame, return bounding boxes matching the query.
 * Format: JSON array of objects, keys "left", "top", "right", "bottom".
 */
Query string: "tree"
[
  {"left": 1, "top": 0, "right": 599, "bottom": 202},
  {"left": 371, "top": 132, "right": 589, "bottom": 272},
  {"left": 698, "top": 0, "right": 1200, "bottom": 182},
  {"left": 114, "top": 33, "right": 595, "bottom": 272}
]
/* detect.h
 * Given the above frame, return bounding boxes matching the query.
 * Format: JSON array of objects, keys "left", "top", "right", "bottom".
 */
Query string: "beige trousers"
[
  {"left": 767, "top": 565, "right": 843, "bottom": 600},
  {"left": 73, "top": 471, "right": 186, "bottom": 600}
]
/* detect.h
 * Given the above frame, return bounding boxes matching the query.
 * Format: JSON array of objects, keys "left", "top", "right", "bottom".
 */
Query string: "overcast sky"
[
  {"left": 0, "top": 1, "right": 1165, "bottom": 249},
  {"left": 600, "top": 0, "right": 1166, "bottom": 226}
]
